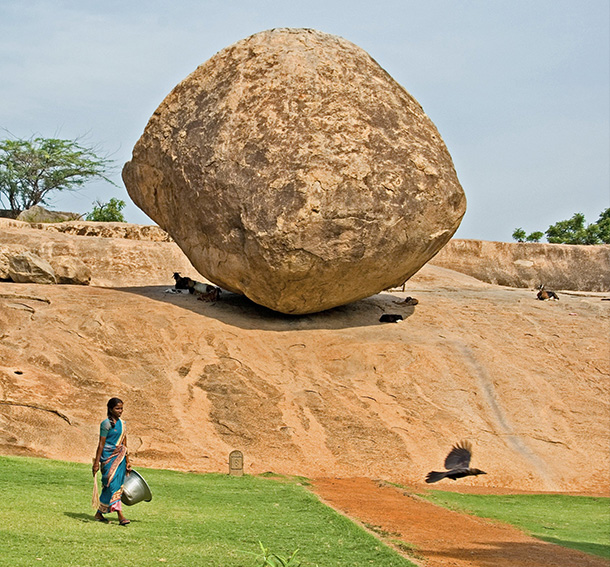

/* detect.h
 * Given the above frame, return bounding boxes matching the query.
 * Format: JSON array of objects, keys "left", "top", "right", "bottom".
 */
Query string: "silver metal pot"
[{"left": 121, "top": 469, "right": 152, "bottom": 506}]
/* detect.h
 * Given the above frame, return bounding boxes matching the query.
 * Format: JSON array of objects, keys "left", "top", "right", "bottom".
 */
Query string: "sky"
[{"left": 1, "top": 0, "right": 608, "bottom": 242}]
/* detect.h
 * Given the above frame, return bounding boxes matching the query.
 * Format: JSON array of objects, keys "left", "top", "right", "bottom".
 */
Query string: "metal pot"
[{"left": 121, "top": 469, "right": 152, "bottom": 506}]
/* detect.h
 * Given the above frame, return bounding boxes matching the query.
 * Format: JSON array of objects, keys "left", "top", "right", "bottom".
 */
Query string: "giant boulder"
[{"left": 123, "top": 28, "right": 466, "bottom": 314}]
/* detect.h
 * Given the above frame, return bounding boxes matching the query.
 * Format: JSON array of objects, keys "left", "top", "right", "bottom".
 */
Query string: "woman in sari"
[{"left": 92, "top": 397, "right": 131, "bottom": 524}]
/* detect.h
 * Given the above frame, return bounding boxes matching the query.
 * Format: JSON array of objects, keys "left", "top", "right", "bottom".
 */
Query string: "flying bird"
[{"left": 425, "top": 441, "right": 487, "bottom": 483}]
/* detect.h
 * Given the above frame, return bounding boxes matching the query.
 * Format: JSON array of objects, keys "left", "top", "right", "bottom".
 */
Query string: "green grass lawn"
[
  {"left": 0, "top": 456, "right": 415, "bottom": 567},
  {"left": 422, "top": 489, "right": 610, "bottom": 560}
]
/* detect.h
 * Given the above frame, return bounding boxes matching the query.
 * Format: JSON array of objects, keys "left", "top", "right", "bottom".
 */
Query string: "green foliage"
[
  {"left": 595, "top": 208, "right": 610, "bottom": 243},
  {"left": 512, "top": 228, "right": 544, "bottom": 243},
  {"left": 512, "top": 228, "right": 527, "bottom": 242},
  {"left": 257, "top": 542, "right": 302, "bottom": 567},
  {"left": 0, "top": 456, "right": 415, "bottom": 567},
  {"left": 86, "top": 198, "right": 126, "bottom": 222},
  {"left": 525, "top": 231, "right": 544, "bottom": 242},
  {"left": 0, "top": 135, "right": 115, "bottom": 214},
  {"left": 513, "top": 208, "right": 610, "bottom": 244},
  {"left": 545, "top": 212, "right": 595, "bottom": 244},
  {"left": 422, "top": 490, "right": 610, "bottom": 559}
]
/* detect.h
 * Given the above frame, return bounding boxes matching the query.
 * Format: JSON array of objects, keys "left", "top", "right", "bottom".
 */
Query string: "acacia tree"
[{"left": 0, "top": 136, "right": 115, "bottom": 215}]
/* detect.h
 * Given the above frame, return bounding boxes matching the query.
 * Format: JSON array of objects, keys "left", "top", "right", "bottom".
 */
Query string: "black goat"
[{"left": 379, "top": 313, "right": 403, "bottom": 323}]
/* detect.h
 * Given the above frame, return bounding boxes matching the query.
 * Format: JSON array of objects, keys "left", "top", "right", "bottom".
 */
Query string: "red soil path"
[{"left": 310, "top": 478, "right": 608, "bottom": 567}]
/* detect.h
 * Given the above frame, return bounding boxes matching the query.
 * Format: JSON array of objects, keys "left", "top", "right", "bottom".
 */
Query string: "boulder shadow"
[{"left": 114, "top": 285, "right": 418, "bottom": 331}]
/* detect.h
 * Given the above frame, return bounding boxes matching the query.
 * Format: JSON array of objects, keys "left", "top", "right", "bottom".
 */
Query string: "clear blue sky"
[{"left": 1, "top": 0, "right": 608, "bottom": 241}]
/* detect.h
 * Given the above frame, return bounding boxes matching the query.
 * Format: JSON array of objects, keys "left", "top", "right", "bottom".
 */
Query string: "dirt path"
[{"left": 310, "top": 478, "right": 608, "bottom": 567}]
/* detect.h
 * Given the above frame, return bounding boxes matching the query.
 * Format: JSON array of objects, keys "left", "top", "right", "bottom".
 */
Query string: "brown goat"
[{"left": 537, "top": 284, "right": 559, "bottom": 301}]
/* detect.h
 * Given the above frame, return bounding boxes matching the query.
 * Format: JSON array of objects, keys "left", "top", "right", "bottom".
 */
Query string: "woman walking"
[{"left": 92, "top": 397, "right": 131, "bottom": 525}]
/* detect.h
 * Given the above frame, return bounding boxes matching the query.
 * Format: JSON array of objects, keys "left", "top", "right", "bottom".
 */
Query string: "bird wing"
[{"left": 444, "top": 441, "right": 472, "bottom": 470}]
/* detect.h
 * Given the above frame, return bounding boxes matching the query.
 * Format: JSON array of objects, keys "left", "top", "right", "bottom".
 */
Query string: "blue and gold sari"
[{"left": 98, "top": 417, "right": 127, "bottom": 514}]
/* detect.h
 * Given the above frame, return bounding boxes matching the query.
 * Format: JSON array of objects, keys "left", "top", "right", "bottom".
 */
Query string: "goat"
[
  {"left": 173, "top": 272, "right": 222, "bottom": 302},
  {"left": 196, "top": 285, "right": 222, "bottom": 302},
  {"left": 379, "top": 313, "right": 403, "bottom": 323},
  {"left": 173, "top": 272, "right": 192, "bottom": 290},
  {"left": 537, "top": 284, "right": 559, "bottom": 301}
]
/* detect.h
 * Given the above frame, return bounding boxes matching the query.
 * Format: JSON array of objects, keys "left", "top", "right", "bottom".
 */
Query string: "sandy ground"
[{"left": 311, "top": 478, "right": 609, "bottom": 567}]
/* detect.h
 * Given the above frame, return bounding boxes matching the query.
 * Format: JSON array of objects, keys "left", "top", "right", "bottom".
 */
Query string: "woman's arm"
[{"left": 92, "top": 436, "right": 105, "bottom": 476}]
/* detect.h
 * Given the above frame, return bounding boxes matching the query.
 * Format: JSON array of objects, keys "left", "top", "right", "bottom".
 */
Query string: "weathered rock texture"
[
  {"left": 0, "top": 220, "right": 198, "bottom": 287},
  {"left": 16, "top": 205, "right": 82, "bottom": 223},
  {"left": 432, "top": 240, "right": 610, "bottom": 292},
  {"left": 0, "top": 223, "right": 609, "bottom": 492},
  {"left": 49, "top": 256, "right": 91, "bottom": 285},
  {"left": 0, "top": 267, "right": 607, "bottom": 493},
  {"left": 123, "top": 28, "right": 466, "bottom": 314},
  {"left": 0, "top": 218, "right": 171, "bottom": 242},
  {"left": 3, "top": 220, "right": 608, "bottom": 292},
  {"left": 8, "top": 252, "right": 56, "bottom": 284}
]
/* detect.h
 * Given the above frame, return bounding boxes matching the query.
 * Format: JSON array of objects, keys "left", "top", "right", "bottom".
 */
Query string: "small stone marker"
[{"left": 229, "top": 450, "right": 244, "bottom": 476}]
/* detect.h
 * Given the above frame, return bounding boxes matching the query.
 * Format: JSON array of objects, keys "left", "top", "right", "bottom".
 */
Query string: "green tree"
[
  {"left": 512, "top": 228, "right": 527, "bottom": 242},
  {"left": 0, "top": 135, "right": 115, "bottom": 214},
  {"left": 596, "top": 208, "right": 610, "bottom": 244},
  {"left": 86, "top": 198, "right": 126, "bottom": 222},
  {"left": 545, "top": 212, "right": 602, "bottom": 244},
  {"left": 525, "top": 231, "right": 544, "bottom": 242}
]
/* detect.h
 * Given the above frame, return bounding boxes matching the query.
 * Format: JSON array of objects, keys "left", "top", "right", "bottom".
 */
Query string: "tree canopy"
[
  {"left": 513, "top": 209, "right": 610, "bottom": 245},
  {"left": 86, "top": 198, "right": 126, "bottom": 222},
  {"left": 0, "top": 135, "right": 115, "bottom": 214}
]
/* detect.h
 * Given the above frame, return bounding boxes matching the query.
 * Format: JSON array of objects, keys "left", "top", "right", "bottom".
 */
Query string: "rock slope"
[{"left": 0, "top": 241, "right": 607, "bottom": 492}]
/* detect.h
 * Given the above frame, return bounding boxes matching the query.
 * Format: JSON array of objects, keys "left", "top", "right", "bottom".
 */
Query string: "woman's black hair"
[{"left": 106, "top": 397, "right": 123, "bottom": 428}]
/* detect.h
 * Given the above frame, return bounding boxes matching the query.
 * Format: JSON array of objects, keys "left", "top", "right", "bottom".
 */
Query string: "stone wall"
[{"left": 431, "top": 239, "right": 610, "bottom": 292}]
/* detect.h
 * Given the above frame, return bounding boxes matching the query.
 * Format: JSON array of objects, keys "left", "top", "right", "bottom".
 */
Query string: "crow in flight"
[{"left": 425, "top": 441, "right": 486, "bottom": 483}]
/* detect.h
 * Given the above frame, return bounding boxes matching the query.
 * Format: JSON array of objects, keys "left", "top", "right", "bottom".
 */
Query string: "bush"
[{"left": 86, "top": 198, "right": 126, "bottom": 222}]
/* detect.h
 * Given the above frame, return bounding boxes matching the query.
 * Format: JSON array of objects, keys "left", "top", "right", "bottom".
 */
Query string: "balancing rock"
[{"left": 123, "top": 28, "right": 466, "bottom": 314}]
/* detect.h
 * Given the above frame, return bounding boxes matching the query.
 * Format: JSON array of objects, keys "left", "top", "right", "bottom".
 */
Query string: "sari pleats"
[{"left": 98, "top": 419, "right": 127, "bottom": 514}]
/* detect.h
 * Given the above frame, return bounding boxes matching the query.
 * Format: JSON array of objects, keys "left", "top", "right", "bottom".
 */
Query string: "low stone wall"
[{"left": 431, "top": 239, "right": 610, "bottom": 292}]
